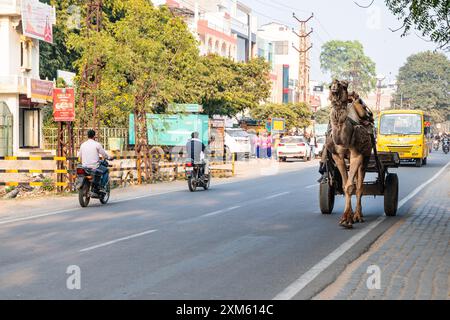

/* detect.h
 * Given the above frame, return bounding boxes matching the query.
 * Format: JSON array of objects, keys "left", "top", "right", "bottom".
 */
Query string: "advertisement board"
[
  {"left": 21, "top": 0, "right": 56, "bottom": 43},
  {"left": 53, "top": 88, "right": 75, "bottom": 122},
  {"left": 129, "top": 114, "right": 209, "bottom": 146},
  {"left": 30, "top": 78, "right": 53, "bottom": 101}
]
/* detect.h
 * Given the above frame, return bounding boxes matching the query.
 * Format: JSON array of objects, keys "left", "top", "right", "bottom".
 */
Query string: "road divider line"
[
  {"left": 273, "top": 160, "right": 450, "bottom": 300},
  {"left": 305, "top": 184, "right": 319, "bottom": 189},
  {"left": 79, "top": 229, "right": 158, "bottom": 253},
  {"left": 0, "top": 209, "right": 77, "bottom": 226},
  {"left": 201, "top": 206, "right": 241, "bottom": 218},
  {"left": 265, "top": 192, "right": 291, "bottom": 200},
  {"left": 0, "top": 163, "right": 314, "bottom": 227}
]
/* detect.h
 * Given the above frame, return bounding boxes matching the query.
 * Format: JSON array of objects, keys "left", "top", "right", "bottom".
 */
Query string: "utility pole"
[
  {"left": 375, "top": 75, "right": 386, "bottom": 113},
  {"left": 292, "top": 13, "right": 313, "bottom": 104},
  {"left": 78, "top": 0, "right": 103, "bottom": 142}
]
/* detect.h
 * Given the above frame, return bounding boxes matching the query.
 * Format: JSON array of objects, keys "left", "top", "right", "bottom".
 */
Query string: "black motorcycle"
[
  {"left": 433, "top": 140, "right": 440, "bottom": 151},
  {"left": 185, "top": 161, "right": 210, "bottom": 192},
  {"left": 443, "top": 139, "right": 449, "bottom": 154},
  {"left": 76, "top": 159, "right": 112, "bottom": 207}
]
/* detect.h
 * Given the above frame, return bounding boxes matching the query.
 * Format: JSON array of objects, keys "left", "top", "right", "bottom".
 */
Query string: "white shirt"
[{"left": 78, "top": 139, "right": 109, "bottom": 169}]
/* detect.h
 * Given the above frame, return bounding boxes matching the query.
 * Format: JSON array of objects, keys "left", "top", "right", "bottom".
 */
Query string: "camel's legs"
[
  {"left": 332, "top": 153, "right": 350, "bottom": 226},
  {"left": 332, "top": 153, "right": 348, "bottom": 189},
  {"left": 353, "top": 158, "right": 366, "bottom": 223},
  {"left": 341, "top": 152, "right": 363, "bottom": 228}
]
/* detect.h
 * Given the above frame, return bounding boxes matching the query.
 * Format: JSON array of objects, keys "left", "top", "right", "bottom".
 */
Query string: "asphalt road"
[{"left": 0, "top": 152, "right": 448, "bottom": 299}]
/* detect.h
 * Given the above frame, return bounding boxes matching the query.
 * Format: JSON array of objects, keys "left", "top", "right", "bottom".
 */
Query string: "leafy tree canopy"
[
  {"left": 394, "top": 51, "right": 450, "bottom": 122},
  {"left": 43, "top": 0, "right": 271, "bottom": 128},
  {"left": 320, "top": 40, "right": 376, "bottom": 96},
  {"left": 199, "top": 55, "right": 271, "bottom": 117},
  {"left": 314, "top": 106, "right": 331, "bottom": 124},
  {"left": 250, "top": 103, "right": 312, "bottom": 130},
  {"left": 384, "top": 0, "right": 450, "bottom": 51}
]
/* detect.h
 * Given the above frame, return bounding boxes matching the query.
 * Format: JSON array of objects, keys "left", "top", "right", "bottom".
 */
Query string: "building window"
[{"left": 274, "top": 41, "right": 289, "bottom": 55}]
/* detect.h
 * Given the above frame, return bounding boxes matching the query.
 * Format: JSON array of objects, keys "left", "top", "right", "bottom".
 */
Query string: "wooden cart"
[{"left": 319, "top": 151, "right": 400, "bottom": 216}]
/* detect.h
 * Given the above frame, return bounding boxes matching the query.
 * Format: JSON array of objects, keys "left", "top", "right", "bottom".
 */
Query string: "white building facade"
[
  {"left": 155, "top": 0, "right": 258, "bottom": 62},
  {"left": 257, "top": 22, "right": 300, "bottom": 104},
  {"left": 0, "top": 0, "right": 54, "bottom": 156}
]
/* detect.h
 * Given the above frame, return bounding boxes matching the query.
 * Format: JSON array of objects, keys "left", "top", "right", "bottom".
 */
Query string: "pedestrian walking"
[
  {"left": 255, "top": 132, "right": 261, "bottom": 159},
  {"left": 261, "top": 132, "right": 268, "bottom": 159},
  {"left": 267, "top": 132, "right": 273, "bottom": 159}
]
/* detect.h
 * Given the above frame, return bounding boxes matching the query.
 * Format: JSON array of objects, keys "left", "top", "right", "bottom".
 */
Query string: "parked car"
[
  {"left": 224, "top": 128, "right": 251, "bottom": 159},
  {"left": 314, "top": 136, "right": 326, "bottom": 158},
  {"left": 277, "top": 136, "right": 312, "bottom": 162},
  {"left": 246, "top": 131, "right": 257, "bottom": 158}
]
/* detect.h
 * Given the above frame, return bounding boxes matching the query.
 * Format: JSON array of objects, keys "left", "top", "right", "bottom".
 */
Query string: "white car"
[
  {"left": 277, "top": 136, "right": 312, "bottom": 162},
  {"left": 314, "top": 136, "right": 326, "bottom": 157},
  {"left": 224, "top": 128, "right": 251, "bottom": 159}
]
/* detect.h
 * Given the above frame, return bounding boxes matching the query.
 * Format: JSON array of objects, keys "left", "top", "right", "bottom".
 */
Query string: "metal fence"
[{"left": 43, "top": 127, "right": 129, "bottom": 151}]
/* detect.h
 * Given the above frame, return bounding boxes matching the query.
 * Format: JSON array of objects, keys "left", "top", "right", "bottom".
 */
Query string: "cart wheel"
[
  {"left": 384, "top": 173, "right": 399, "bottom": 216},
  {"left": 319, "top": 181, "right": 335, "bottom": 214}
]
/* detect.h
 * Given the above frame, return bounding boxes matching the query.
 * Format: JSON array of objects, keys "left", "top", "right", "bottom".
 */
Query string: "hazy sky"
[{"left": 241, "top": 0, "right": 449, "bottom": 84}]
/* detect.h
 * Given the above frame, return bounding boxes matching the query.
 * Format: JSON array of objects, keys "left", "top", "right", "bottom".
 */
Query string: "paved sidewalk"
[{"left": 315, "top": 167, "right": 450, "bottom": 300}]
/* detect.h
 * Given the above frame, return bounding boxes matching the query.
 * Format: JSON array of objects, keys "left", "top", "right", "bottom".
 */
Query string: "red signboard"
[{"left": 53, "top": 88, "right": 75, "bottom": 122}]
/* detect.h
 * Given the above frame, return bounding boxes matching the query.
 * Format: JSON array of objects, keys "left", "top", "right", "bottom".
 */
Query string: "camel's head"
[{"left": 329, "top": 80, "right": 349, "bottom": 106}]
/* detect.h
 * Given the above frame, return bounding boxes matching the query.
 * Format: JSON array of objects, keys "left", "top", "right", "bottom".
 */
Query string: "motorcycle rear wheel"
[
  {"left": 79, "top": 183, "right": 91, "bottom": 207},
  {"left": 188, "top": 177, "right": 197, "bottom": 192},
  {"left": 100, "top": 180, "right": 111, "bottom": 204}
]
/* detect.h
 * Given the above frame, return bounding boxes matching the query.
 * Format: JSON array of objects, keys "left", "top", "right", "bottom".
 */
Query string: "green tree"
[
  {"left": 68, "top": 0, "right": 202, "bottom": 127},
  {"left": 394, "top": 51, "right": 450, "bottom": 122},
  {"left": 63, "top": 0, "right": 271, "bottom": 128},
  {"left": 384, "top": 0, "right": 450, "bottom": 50},
  {"left": 250, "top": 103, "right": 311, "bottom": 130},
  {"left": 199, "top": 55, "right": 271, "bottom": 117},
  {"left": 320, "top": 40, "right": 376, "bottom": 96},
  {"left": 314, "top": 106, "right": 331, "bottom": 124}
]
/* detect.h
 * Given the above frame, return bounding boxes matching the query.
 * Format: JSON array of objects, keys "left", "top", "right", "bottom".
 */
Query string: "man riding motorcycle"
[
  {"left": 442, "top": 133, "right": 450, "bottom": 154},
  {"left": 78, "top": 129, "right": 113, "bottom": 194},
  {"left": 185, "top": 131, "right": 209, "bottom": 179}
]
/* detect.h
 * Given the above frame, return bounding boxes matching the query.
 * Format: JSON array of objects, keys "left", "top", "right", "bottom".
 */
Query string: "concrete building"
[
  {"left": 310, "top": 80, "right": 330, "bottom": 110},
  {"left": 155, "top": 0, "right": 258, "bottom": 62},
  {"left": 257, "top": 22, "right": 300, "bottom": 104},
  {"left": 0, "top": 0, "right": 54, "bottom": 156}
]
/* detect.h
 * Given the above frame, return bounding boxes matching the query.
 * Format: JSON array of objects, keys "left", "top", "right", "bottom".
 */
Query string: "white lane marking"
[
  {"left": 111, "top": 190, "right": 185, "bottom": 204},
  {"left": 0, "top": 162, "right": 311, "bottom": 226},
  {"left": 201, "top": 206, "right": 241, "bottom": 218},
  {"left": 0, "top": 190, "right": 183, "bottom": 226},
  {"left": 265, "top": 191, "right": 291, "bottom": 199},
  {"left": 80, "top": 229, "right": 158, "bottom": 253},
  {"left": 180, "top": 191, "right": 292, "bottom": 223},
  {"left": 0, "top": 208, "right": 75, "bottom": 226},
  {"left": 305, "top": 184, "right": 319, "bottom": 189},
  {"left": 273, "top": 160, "right": 450, "bottom": 300}
]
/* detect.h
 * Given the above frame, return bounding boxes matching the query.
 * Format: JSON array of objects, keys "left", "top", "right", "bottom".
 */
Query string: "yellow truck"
[{"left": 377, "top": 110, "right": 431, "bottom": 167}]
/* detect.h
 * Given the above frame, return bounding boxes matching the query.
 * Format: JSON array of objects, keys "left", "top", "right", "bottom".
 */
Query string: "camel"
[{"left": 324, "top": 80, "right": 374, "bottom": 228}]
